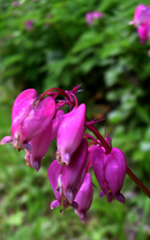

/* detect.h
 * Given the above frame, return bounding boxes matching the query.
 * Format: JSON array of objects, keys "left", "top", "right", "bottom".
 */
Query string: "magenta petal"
[
  {"left": 137, "top": 24, "right": 148, "bottom": 44},
  {"left": 57, "top": 104, "right": 86, "bottom": 165},
  {"left": 29, "top": 120, "right": 53, "bottom": 172},
  {"left": 114, "top": 193, "right": 125, "bottom": 204},
  {"left": 70, "top": 201, "right": 78, "bottom": 209},
  {"left": 78, "top": 212, "right": 85, "bottom": 222},
  {"left": 105, "top": 148, "right": 127, "bottom": 194},
  {"left": 11, "top": 89, "right": 37, "bottom": 135},
  {"left": 50, "top": 200, "right": 61, "bottom": 209},
  {"left": 133, "top": 4, "right": 147, "bottom": 26},
  {"left": 99, "top": 191, "right": 105, "bottom": 198},
  {"left": 1, "top": 136, "right": 13, "bottom": 145},
  {"left": 21, "top": 96, "right": 56, "bottom": 143},
  {"left": 48, "top": 160, "right": 62, "bottom": 204},
  {"left": 91, "top": 147, "right": 107, "bottom": 194},
  {"left": 75, "top": 173, "right": 93, "bottom": 222},
  {"left": 61, "top": 139, "right": 88, "bottom": 202}
]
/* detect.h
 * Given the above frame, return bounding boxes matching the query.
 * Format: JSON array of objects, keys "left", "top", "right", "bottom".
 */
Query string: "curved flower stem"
[
  {"left": 126, "top": 167, "right": 150, "bottom": 198},
  {"left": 40, "top": 87, "right": 79, "bottom": 108},
  {"left": 85, "top": 116, "right": 111, "bottom": 154},
  {"left": 40, "top": 88, "right": 71, "bottom": 102},
  {"left": 70, "top": 93, "right": 79, "bottom": 107}
]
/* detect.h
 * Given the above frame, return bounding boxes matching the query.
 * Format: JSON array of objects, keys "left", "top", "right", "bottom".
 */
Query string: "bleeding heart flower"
[
  {"left": 24, "top": 120, "right": 53, "bottom": 172},
  {"left": 1, "top": 89, "right": 56, "bottom": 154},
  {"left": 92, "top": 147, "right": 127, "bottom": 203},
  {"left": 48, "top": 139, "right": 88, "bottom": 209}
]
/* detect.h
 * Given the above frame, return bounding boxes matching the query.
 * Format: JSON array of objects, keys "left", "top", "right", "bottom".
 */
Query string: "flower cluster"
[
  {"left": 130, "top": 4, "right": 150, "bottom": 45},
  {"left": 1, "top": 86, "right": 127, "bottom": 222}
]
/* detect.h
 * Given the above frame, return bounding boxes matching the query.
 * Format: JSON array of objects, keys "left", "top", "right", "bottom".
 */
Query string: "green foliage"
[{"left": 0, "top": 0, "right": 150, "bottom": 240}]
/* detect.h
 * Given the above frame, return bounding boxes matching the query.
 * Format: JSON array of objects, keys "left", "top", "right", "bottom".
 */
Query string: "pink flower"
[
  {"left": 25, "top": 20, "right": 34, "bottom": 31},
  {"left": 129, "top": 4, "right": 148, "bottom": 27},
  {"left": 130, "top": 4, "right": 150, "bottom": 45},
  {"left": 75, "top": 173, "right": 93, "bottom": 222},
  {"left": 92, "top": 147, "right": 127, "bottom": 203},
  {"left": 48, "top": 139, "right": 88, "bottom": 209},
  {"left": 1, "top": 89, "right": 56, "bottom": 154},
  {"left": 56, "top": 104, "right": 86, "bottom": 165},
  {"left": 24, "top": 120, "right": 53, "bottom": 172},
  {"left": 85, "top": 11, "right": 103, "bottom": 26},
  {"left": 137, "top": 21, "right": 150, "bottom": 44}
]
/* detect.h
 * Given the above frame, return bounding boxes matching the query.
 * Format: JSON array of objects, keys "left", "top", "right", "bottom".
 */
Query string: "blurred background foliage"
[{"left": 0, "top": 0, "right": 150, "bottom": 239}]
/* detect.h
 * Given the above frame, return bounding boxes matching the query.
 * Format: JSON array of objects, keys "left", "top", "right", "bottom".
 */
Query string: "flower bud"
[
  {"left": 92, "top": 147, "right": 127, "bottom": 203},
  {"left": 56, "top": 104, "right": 86, "bottom": 165},
  {"left": 75, "top": 173, "right": 93, "bottom": 222}
]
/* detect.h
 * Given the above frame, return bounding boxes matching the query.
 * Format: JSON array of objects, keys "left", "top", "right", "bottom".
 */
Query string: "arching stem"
[{"left": 126, "top": 167, "right": 150, "bottom": 198}]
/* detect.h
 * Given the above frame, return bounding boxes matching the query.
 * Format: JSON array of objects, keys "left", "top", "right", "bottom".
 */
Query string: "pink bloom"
[
  {"left": 25, "top": 20, "right": 34, "bottom": 31},
  {"left": 11, "top": 89, "right": 37, "bottom": 136},
  {"left": 129, "top": 4, "right": 148, "bottom": 27},
  {"left": 56, "top": 104, "right": 86, "bottom": 165},
  {"left": 75, "top": 173, "right": 93, "bottom": 222},
  {"left": 1, "top": 89, "right": 56, "bottom": 154},
  {"left": 24, "top": 120, "right": 53, "bottom": 172},
  {"left": 130, "top": 4, "right": 150, "bottom": 45},
  {"left": 48, "top": 139, "right": 88, "bottom": 209},
  {"left": 137, "top": 18, "right": 150, "bottom": 44},
  {"left": 92, "top": 147, "right": 127, "bottom": 203},
  {"left": 85, "top": 11, "right": 103, "bottom": 26}
]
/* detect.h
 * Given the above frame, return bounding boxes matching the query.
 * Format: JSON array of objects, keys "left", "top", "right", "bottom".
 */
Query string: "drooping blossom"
[
  {"left": 92, "top": 147, "right": 127, "bottom": 203},
  {"left": 1, "top": 89, "right": 56, "bottom": 154},
  {"left": 48, "top": 139, "right": 88, "bottom": 209},
  {"left": 48, "top": 160, "right": 78, "bottom": 210},
  {"left": 130, "top": 4, "right": 150, "bottom": 45},
  {"left": 85, "top": 11, "right": 103, "bottom": 26},
  {"left": 24, "top": 120, "right": 53, "bottom": 172},
  {"left": 129, "top": 4, "right": 150, "bottom": 27},
  {"left": 56, "top": 104, "right": 86, "bottom": 165},
  {"left": 25, "top": 20, "right": 34, "bottom": 31},
  {"left": 75, "top": 173, "right": 93, "bottom": 222}
]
